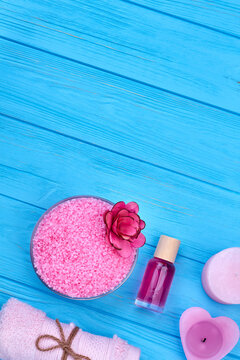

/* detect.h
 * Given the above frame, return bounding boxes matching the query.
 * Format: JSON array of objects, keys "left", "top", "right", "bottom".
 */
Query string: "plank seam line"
[
  {"left": 1, "top": 112, "right": 239, "bottom": 195},
  {"left": 228, "top": 354, "right": 240, "bottom": 360},
  {"left": 2, "top": 0, "right": 239, "bottom": 41},
  {"left": 0, "top": 274, "right": 180, "bottom": 341},
  {"left": 0, "top": 7, "right": 150, "bottom": 57},
  {"left": 0, "top": 192, "right": 46, "bottom": 211},
  {"left": 120, "top": 0, "right": 240, "bottom": 40},
  {"left": 1, "top": 35, "right": 240, "bottom": 119},
  {"left": 0, "top": 163, "right": 57, "bottom": 183}
]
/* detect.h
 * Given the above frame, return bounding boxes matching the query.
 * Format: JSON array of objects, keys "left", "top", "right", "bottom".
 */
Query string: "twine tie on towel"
[{"left": 36, "top": 319, "right": 91, "bottom": 360}]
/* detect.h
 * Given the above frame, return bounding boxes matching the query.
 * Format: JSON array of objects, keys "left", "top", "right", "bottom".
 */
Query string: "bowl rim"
[{"left": 30, "top": 195, "right": 138, "bottom": 300}]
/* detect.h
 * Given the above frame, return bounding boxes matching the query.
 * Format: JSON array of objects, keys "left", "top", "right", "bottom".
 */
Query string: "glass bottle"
[{"left": 135, "top": 235, "right": 180, "bottom": 313}]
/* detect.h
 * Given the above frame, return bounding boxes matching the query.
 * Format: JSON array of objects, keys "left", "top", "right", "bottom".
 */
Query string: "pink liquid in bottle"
[{"left": 135, "top": 235, "right": 180, "bottom": 313}]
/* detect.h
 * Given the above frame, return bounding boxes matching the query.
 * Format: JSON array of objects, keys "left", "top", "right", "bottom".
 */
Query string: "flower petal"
[
  {"left": 118, "top": 218, "right": 139, "bottom": 237},
  {"left": 126, "top": 202, "right": 139, "bottom": 213},
  {"left": 129, "top": 213, "right": 140, "bottom": 223},
  {"left": 120, "top": 234, "right": 131, "bottom": 240},
  {"left": 112, "top": 218, "right": 119, "bottom": 235},
  {"left": 119, "top": 225, "right": 138, "bottom": 238},
  {"left": 104, "top": 211, "right": 113, "bottom": 228},
  {"left": 132, "top": 233, "right": 146, "bottom": 248},
  {"left": 116, "top": 241, "right": 133, "bottom": 258},
  {"left": 109, "top": 232, "right": 123, "bottom": 250},
  {"left": 111, "top": 201, "right": 125, "bottom": 217},
  {"left": 118, "top": 215, "right": 135, "bottom": 226},
  {"left": 116, "top": 209, "right": 129, "bottom": 218},
  {"left": 105, "top": 229, "right": 110, "bottom": 241},
  {"left": 139, "top": 219, "right": 146, "bottom": 230}
]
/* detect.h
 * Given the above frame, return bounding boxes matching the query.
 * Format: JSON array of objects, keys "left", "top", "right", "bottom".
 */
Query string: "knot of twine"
[{"left": 36, "top": 319, "right": 91, "bottom": 360}]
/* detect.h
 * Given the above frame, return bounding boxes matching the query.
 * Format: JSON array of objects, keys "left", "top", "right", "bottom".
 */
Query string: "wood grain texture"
[
  {"left": 1, "top": 39, "right": 240, "bottom": 192},
  {"left": 122, "top": 0, "right": 240, "bottom": 38},
  {"left": 0, "top": 0, "right": 240, "bottom": 359},
  {"left": 1, "top": 0, "right": 240, "bottom": 113}
]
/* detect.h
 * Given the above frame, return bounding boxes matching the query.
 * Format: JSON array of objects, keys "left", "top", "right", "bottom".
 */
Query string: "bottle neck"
[{"left": 153, "top": 256, "right": 174, "bottom": 265}]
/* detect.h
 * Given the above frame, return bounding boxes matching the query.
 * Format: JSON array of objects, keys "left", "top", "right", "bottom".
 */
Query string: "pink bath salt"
[{"left": 32, "top": 197, "right": 136, "bottom": 298}]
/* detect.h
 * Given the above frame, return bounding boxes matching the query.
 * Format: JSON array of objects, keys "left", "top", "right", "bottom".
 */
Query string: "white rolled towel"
[{"left": 0, "top": 298, "right": 140, "bottom": 360}]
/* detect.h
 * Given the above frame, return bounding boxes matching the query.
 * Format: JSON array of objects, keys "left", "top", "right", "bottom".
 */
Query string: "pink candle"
[
  {"left": 202, "top": 248, "right": 240, "bottom": 304},
  {"left": 180, "top": 307, "right": 239, "bottom": 360},
  {"left": 186, "top": 321, "right": 223, "bottom": 358}
]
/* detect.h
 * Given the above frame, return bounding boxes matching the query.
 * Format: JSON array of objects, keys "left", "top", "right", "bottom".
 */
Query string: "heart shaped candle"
[
  {"left": 202, "top": 247, "right": 240, "bottom": 304},
  {"left": 180, "top": 307, "right": 239, "bottom": 360}
]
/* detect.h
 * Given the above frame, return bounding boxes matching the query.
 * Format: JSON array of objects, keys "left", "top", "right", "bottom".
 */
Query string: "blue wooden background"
[{"left": 0, "top": 0, "right": 240, "bottom": 359}]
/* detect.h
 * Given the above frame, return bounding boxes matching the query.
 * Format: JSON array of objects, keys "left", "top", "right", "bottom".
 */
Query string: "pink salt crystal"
[{"left": 32, "top": 197, "right": 136, "bottom": 298}]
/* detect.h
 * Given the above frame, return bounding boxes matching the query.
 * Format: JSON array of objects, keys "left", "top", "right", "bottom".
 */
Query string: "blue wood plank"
[
  {"left": 121, "top": 0, "right": 240, "bottom": 38},
  {"left": 1, "top": 115, "right": 240, "bottom": 359},
  {"left": 0, "top": 0, "right": 240, "bottom": 359},
  {"left": 0, "top": 39, "right": 240, "bottom": 193},
  {"left": 1, "top": 115, "right": 239, "bottom": 263},
  {"left": 1, "top": 0, "right": 240, "bottom": 112}
]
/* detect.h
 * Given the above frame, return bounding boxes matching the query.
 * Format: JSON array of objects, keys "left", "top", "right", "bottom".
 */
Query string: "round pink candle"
[
  {"left": 186, "top": 321, "right": 223, "bottom": 358},
  {"left": 180, "top": 307, "right": 239, "bottom": 360},
  {"left": 202, "top": 248, "right": 240, "bottom": 304},
  {"left": 32, "top": 197, "right": 136, "bottom": 299}
]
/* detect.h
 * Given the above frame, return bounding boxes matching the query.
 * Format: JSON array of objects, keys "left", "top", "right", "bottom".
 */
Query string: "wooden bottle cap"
[{"left": 154, "top": 235, "right": 180, "bottom": 263}]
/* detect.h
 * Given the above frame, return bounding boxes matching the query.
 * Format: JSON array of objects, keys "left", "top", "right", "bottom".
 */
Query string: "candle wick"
[{"left": 201, "top": 338, "right": 207, "bottom": 343}]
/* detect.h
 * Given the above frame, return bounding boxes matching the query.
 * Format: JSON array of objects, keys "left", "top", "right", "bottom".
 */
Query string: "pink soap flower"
[{"left": 104, "top": 201, "right": 146, "bottom": 258}]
